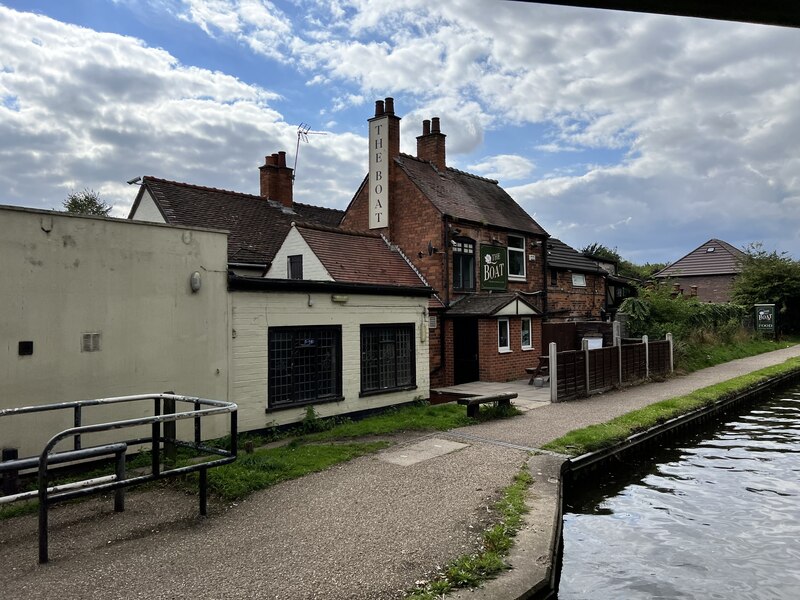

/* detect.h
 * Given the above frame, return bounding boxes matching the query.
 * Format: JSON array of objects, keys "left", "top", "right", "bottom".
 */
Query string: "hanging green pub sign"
[
  {"left": 755, "top": 304, "right": 776, "bottom": 336},
  {"left": 480, "top": 244, "right": 507, "bottom": 291}
]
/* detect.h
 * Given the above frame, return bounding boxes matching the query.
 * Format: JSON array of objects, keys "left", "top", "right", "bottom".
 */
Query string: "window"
[
  {"left": 452, "top": 239, "right": 475, "bottom": 291},
  {"left": 550, "top": 269, "right": 558, "bottom": 286},
  {"left": 572, "top": 273, "right": 587, "bottom": 287},
  {"left": 521, "top": 318, "right": 532, "bottom": 350},
  {"left": 268, "top": 326, "right": 342, "bottom": 409},
  {"left": 361, "top": 325, "right": 416, "bottom": 395},
  {"left": 287, "top": 255, "right": 303, "bottom": 280},
  {"left": 498, "top": 318, "right": 510, "bottom": 353},
  {"left": 508, "top": 235, "right": 526, "bottom": 279}
]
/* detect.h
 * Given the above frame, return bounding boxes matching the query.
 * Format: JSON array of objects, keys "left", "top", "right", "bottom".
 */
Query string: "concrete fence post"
[
  {"left": 617, "top": 340, "right": 623, "bottom": 386},
  {"left": 666, "top": 332, "right": 674, "bottom": 372},
  {"left": 549, "top": 342, "right": 558, "bottom": 403},
  {"left": 612, "top": 320, "right": 621, "bottom": 347},
  {"left": 582, "top": 338, "right": 590, "bottom": 396},
  {"left": 642, "top": 334, "right": 649, "bottom": 378}
]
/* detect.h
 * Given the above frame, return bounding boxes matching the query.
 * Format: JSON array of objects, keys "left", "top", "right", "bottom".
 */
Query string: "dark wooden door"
[{"left": 453, "top": 318, "right": 479, "bottom": 384}]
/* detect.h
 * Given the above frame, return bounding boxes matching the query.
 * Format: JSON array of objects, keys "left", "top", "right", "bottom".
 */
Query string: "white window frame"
[
  {"left": 572, "top": 273, "right": 587, "bottom": 287},
  {"left": 521, "top": 318, "right": 533, "bottom": 351},
  {"left": 498, "top": 318, "right": 511, "bottom": 353},
  {"left": 508, "top": 235, "right": 526, "bottom": 280}
]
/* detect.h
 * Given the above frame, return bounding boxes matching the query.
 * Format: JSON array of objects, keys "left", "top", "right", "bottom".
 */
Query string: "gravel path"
[{"left": 2, "top": 345, "right": 798, "bottom": 599}]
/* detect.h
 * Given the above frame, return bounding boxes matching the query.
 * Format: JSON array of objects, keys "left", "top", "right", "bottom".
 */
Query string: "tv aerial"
[{"left": 293, "top": 123, "right": 327, "bottom": 181}]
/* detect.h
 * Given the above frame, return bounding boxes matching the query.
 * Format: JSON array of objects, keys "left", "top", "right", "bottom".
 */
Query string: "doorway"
[{"left": 453, "top": 318, "right": 479, "bottom": 384}]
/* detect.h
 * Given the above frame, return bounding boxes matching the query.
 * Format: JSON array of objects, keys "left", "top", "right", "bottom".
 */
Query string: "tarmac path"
[{"left": 2, "top": 344, "right": 798, "bottom": 599}]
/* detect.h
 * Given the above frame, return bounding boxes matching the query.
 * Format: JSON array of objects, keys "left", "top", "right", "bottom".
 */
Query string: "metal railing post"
[
  {"left": 152, "top": 397, "right": 161, "bottom": 477},
  {"left": 164, "top": 396, "right": 176, "bottom": 465},
  {"left": 73, "top": 405, "right": 82, "bottom": 451},
  {"left": 114, "top": 448, "right": 126, "bottom": 512},
  {"left": 549, "top": 342, "right": 558, "bottom": 403},
  {"left": 199, "top": 467, "right": 208, "bottom": 516}
]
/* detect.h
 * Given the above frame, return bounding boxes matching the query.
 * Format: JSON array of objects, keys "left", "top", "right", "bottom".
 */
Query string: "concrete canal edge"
[{"left": 459, "top": 367, "right": 800, "bottom": 600}]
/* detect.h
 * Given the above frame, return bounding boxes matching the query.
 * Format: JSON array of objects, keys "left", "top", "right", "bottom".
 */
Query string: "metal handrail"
[{"left": 0, "top": 393, "right": 238, "bottom": 563}]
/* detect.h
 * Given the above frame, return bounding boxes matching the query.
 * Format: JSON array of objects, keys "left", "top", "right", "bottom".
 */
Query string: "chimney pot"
[
  {"left": 375, "top": 100, "right": 384, "bottom": 116},
  {"left": 422, "top": 119, "right": 431, "bottom": 136},
  {"left": 385, "top": 97, "right": 394, "bottom": 115},
  {"left": 266, "top": 155, "right": 276, "bottom": 166},
  {"left": 278, "top": 150, "right": 287, "bottom": 167},
  {"left": 431, "top": 117, "right": 440, "bottom": 133}
]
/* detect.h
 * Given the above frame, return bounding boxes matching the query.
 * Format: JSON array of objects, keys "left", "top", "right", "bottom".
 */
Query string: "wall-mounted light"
[
  {"left": 427, "top": 241, "right": 438, "bottom": 256},
  {"left": 190, "top": 271, "right": 202, "bottom": 292}
]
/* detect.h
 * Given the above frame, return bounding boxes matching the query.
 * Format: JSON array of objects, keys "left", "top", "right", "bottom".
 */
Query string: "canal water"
[{"left": 558, "top": 383, "right": 800, "bottom": 599}]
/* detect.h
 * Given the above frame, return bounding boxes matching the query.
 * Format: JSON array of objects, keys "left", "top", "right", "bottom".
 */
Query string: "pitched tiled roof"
[
  {"left": 395, "top": 155, "right": 548, "bottom": 237},
  {"left": 135, "top": 177, "right": 344, "bottom": 265},
  {"left": 656, "top": 239, "right": 745, "bottom": 277},
  {"left": 447, "top": 293, "right": 540, "bottom": 316},
  {"left": 547, "top": 238, "right": 607, "bottom": 274},
  {"left": 296, "top": 225, "right": 426, "bottom": 288}
]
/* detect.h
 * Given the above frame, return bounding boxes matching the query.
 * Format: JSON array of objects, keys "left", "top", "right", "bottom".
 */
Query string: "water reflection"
[{"left": 558, "top": 386, "right": 800, "bottom": 599}]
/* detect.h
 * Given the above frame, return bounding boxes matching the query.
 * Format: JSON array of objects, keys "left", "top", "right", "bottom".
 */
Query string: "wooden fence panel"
[
  {"left": 649, "top": 340, "right": 672, "bottom": 375},
  {"left": 621, "top": 343, "right": 647, "bottom": 383},
  {"left": 587, "top": 346, "right": 619, "bottom": 393},
  {"left": 556, "top": 350, "right": 586, "bottom": 401},
  {"left": 543, "top": 322, "right": 578, "bottom": 351}
]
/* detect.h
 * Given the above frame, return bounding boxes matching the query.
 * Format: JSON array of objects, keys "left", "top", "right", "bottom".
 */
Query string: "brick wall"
[
  {"left": 669, "top": 274, "right": 737, "bottom": 303},
  {"left": 547, "top": 270, "right": 606, "bottom": 321},
  {"left": 477, "top": 316, "right": 543, "bottom": 382}
]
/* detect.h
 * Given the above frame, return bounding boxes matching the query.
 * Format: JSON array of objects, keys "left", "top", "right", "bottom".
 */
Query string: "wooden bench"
[
  {"left": 457, "top": 392, "right": 518, "bottom": 418},
  {"left": 526, "top": 356, "right": 550, "bottom": 385}
]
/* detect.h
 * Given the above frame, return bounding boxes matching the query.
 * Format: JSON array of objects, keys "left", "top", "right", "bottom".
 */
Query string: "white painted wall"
[
  {"left": 265, "top": 226, "right": 332, "bottom": 280},
  {"left": 129, "top": 189, "right": 166, "bottom": 223},
  {"left": 231, "top": 290, "right": 430, "bottom": 432},
  {"left": 0, "top": 207, "right": 230, "bottom": 457}
]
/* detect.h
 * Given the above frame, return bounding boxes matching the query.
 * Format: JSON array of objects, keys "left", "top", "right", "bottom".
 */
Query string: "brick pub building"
[{"left": 342, "top": 98, "right": 551, "bottom": 386}]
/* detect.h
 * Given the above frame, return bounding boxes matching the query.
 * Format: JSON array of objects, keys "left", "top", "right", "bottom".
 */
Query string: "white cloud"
[
  {"left": 0, "top": 5, "right": 363, "bottom": 216},
  {"left": 4, "top": 1, "right": 800, "bottom": 260},
  {"left": 467, "top": 154, "right": 535, "bottom": 181}
]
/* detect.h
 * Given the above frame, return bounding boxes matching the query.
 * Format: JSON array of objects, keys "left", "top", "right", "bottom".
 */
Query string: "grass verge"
[
  {"left": 677, "top": 335, "right": 799, "bottom": 373},
  {"left": 204, "top": 441, "right": 389, "bottom": 502},
  {"left": 406, "top": 465, "right": 533, "bottom": 600},
  {"left": 543, "top": 356, "right": 800, "bottom": 457}
]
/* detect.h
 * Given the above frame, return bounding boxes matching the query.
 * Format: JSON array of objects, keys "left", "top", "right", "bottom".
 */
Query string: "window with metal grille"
[
  {"left": 360, "top": 324, "right": 415, "bottom": 395},
  {"left": 267, "top": 326, "right": 342, "bottom": 409},
  {"left": 287, "top": 255, "right": 303, "bottom": 280},
  {"left": 452, "top": 239, "right": 475, "bottom": 291}
]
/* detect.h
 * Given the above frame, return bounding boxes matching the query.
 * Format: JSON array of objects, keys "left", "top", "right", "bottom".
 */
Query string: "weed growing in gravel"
[
  {"left": 203, "top": 441, "right": 389, "bottom": 502},
  {"left": 406, "top": 466, "right": 533, "bottom": 600}
]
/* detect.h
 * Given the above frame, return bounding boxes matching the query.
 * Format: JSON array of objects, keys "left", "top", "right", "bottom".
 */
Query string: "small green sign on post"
[
  {"left": 755, "top": 304, "right": 776, "bottom": 338},
  {"left": 480, "top": 244, "right": 507, "bottom": 291}
]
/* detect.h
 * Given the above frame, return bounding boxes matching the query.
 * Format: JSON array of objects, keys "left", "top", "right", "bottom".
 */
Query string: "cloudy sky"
[{"left": 2, "top": 1, "right": 799, "bottom": 263}]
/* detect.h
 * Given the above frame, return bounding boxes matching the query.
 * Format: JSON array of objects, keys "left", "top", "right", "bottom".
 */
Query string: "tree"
[
  {"left": 731, "top": 243, "right": 800, "bottom": 333},
  {"left": 581, "top": 242, "right": 667, "bottom": 280},
  {"left": 63, "top": 188, "right": 113, "bottom": 216}
]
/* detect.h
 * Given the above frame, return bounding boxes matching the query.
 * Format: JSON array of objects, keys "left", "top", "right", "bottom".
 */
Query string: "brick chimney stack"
[
  {"left": 259, "top": 151, "right": 294, "bottom": 207},
  {"left": 416, "top": 116, "right": 446, "bottom": 171},
  {"left": 372, "top": 96, "right": 401, "bottom": 163}
]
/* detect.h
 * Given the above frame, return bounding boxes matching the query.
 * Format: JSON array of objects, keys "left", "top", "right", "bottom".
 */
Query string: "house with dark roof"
[
  {"left": 546, "top": 238, "right": 608, "bottom": 322},
  {"left": 654, "top": 239, "right": 745, "bottom": 302},
  {"left": 128, "top": 152, "right": 432, "bottom": 430},
  {"left": 341, "top": 98, "right": 550, "bottom": 385},
  {"left": 128, "top": 152, "right": 343, "bottom": 274}
]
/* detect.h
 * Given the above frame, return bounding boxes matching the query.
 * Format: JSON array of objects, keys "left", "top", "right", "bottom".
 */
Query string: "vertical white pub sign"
[{"left": 369, "top": 115, "right": 389, "bottom": 229}]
